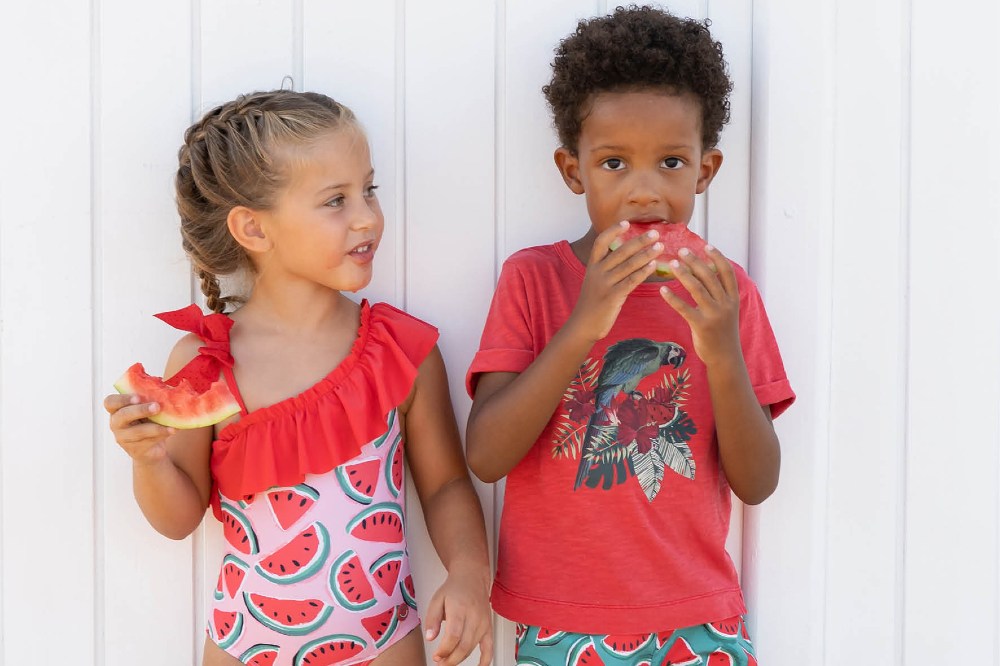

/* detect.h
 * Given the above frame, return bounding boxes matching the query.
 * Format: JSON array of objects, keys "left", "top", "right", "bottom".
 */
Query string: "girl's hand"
[
  {"left": 424, "top": 562, "right": 493, "bottom": 665},
  {"left": 659, "top": 244, "right": 742, "bottom": 367},
  {"left": 103, "top": 393, "right": 175, "bottom": 466},
  {"left": 570, "top": 221, "right": 660, "bottom": 342}
]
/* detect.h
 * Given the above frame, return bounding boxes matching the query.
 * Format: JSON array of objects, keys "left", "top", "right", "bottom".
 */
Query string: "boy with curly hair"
[{"left": 465, "top": 5, "right": 795, "bottom": 664}]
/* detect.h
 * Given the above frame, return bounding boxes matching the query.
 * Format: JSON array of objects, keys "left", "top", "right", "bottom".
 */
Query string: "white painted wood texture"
[{"left": 2, "top": 1, "right": 999, "bottom": 665}]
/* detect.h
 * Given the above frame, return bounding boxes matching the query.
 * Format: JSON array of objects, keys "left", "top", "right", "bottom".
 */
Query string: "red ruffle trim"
[{"left": 208, "top": 301, "right": 438, "bottom": 520}]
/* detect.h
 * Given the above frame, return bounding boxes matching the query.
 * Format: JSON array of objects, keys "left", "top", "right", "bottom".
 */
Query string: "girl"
[{"left": 104, "top": 90, "right": 492, "bottom": 666}]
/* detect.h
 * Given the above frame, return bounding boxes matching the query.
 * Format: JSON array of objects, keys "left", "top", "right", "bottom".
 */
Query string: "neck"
[{"left": 237, "top": 276, "right": 357, "bottom": 335}]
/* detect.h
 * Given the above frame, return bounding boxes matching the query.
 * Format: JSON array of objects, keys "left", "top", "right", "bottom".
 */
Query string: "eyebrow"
[
  {"left": 317, "top": 169, "right": 376, "bottom": 194},
  {"left": 591, "top": 144, "right": 695, "bottom": 152}
]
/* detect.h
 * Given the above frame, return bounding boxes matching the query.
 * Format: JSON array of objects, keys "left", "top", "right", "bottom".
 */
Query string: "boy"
[{"left": 465, "top": 6, "right": 794, "bottom": 665}]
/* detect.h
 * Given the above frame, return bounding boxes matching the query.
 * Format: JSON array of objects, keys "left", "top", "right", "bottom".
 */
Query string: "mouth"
[
  {"left": 349, "top": 241, "right": 375, "bottom": 256},
  {"left": 627, "top": 217, "right": 671, "bottom": 226}
]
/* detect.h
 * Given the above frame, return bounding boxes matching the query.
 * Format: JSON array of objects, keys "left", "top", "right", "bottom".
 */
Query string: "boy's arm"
[
  {"left": 660, "top": 247, "right": 781, "bottom": 505},
  {"left": 467, "top": 222, "right": 662, "bottom": 482}
]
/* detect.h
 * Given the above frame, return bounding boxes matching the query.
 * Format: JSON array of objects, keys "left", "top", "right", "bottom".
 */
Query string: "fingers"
[
  {"left": 423, "top": 591, "right": 444, "bottom": 642},
  {"left": 590, "top": 220, "right": 630, "bottom": 262},
  {"left": 103, "top": 392, "right": 137, "bottom": 414},
  {"left": 477, "top": 631, "right": 494, "bottom": 666},
  {"left": 706, "top": 244, "right": 739, "bottom": 296},
  {"left": 109, "top": 399, "right": 160, "bottom": 431}
]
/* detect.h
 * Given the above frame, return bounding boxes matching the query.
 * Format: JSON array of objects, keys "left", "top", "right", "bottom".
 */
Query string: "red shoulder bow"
[{"left": 155, "top": 304, "right": 234, "bottom": 392}]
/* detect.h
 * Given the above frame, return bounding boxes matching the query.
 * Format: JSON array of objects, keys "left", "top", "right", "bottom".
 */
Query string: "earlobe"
[
  {"left": 696, "top": 148, "right": 724, "bottom": 194},
  {"left": 554, "top": 147, "right": 585, "bottom": 195},
  {"left": 227, "top": 206, "right": 271, "bottom": 253}
]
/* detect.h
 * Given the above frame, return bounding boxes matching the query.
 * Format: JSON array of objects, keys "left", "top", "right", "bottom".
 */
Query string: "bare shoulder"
[
  {"left": 165, "top": 333, "right": 204, "bottom": 376},
  {"left": 400, "top": 344, "right": 447, "bottom": 414}
]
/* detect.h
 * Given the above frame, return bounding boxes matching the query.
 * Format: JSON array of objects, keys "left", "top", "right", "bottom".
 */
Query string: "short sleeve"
[
  {"left": 465, "top": 259, "right": 537, "bottom": 397},
  {"left": 739, "top": 276, "right": 796, "bottom": 418}
]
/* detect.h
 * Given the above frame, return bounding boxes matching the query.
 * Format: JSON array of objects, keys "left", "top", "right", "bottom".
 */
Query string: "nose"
[
  {"left": 351, "top": 196, "right": 382, "bottom": 231},
  {"left": 627, "top": 171, "right": 661, "bottom": 207}
]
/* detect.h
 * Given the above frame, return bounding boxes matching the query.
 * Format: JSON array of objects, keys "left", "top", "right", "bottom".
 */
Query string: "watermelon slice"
[
  {"left": 212, "top": 609, "right": 244, "bottom": 650},
  {"left": 293, "top": 634, "right": 367, "bottom": 666},
  {"left": 661, "top": 636, "right": 700, "bottom": 666},
  {"left": 707, "top": 650, "right": 735, "bottom": 666},
  {"left": 566, "top": 637, "right": 603, "bottom": 665},
  {"left": 533, "top": 627, "right": 566, "bottom": 647},
  {"left": 385, "top": 435, "right": 403, "bottom": 498},
  {"left": 599, "top": 633, "right": 653, "bottom": 658},
  {"left": 399, "top": 574, "right": 417, "bottom": 610},
  {"left": 221, "top": 502, "right": 259, "bottom": 555},
  {"left": 346, "top": 502, "right": 404, "bottom": 543},
  {"left": 266, "top": 484, "right": 319, "bottom": 530},
  {"left": 243, "top": 591, "right": 333, "bottom": 636},
  {"left": 361, "top": 603, "right": 407, "bottom": 648},
  {"left": 221, "top": 554, "right": 249, "bottom": 598},
  {"left": 330, "top": 549, "right": 377, "bottom": 611},
  {"left": 370, "top": 410, "right": 397, "bottom": 449},
  {"left": 113, "top": 362, "right": 239, "bottom": 429},
  {"left": 238, "top": 644, "right": 279, "bottom": 665},
  {"left": 609, "top": 222, "right": 711, "bottom": 279},
  {"left": 369, "top": 550, "right": 404, "bottom": 597},
  {"left": 336, "top": 458, "right": 380, "bottom": 505},
  {"left": 255, "top": 522, "right": 330, "bottom": 584},
  {"left": 706, "top": 618, "right": 740, "bottom": 639},
  {"left": 744, "top": 648, "right": 758, "bottom": 666}
]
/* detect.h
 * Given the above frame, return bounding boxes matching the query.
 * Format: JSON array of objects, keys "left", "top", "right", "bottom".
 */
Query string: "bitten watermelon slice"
[
  {"left": 239, "top": 644, "right": 279, "bottom": 665},
  {"left": 661, "top": 636, "right": 700, "bottom": 666},
  {"left": 346, "top": 502, "right": 404, "bottom": 543},
  {"left": 336, "top": 458, "right": 380, "bottom": 505},
  {"left": 369, "top": 550, "right": 404, "bottom": 597},
  {"left": 293, "top": 634, "right": 367, "bottom": 666},
  {"left": 114, "top": 362, "right": 240, "bottom": 429},
  {"left": 267, "top": 484, "right": 319, "bottom": 530},
  {"left": 255, "top": 522, "right": 330, "bottom": 584},
  {"left": 221, "top": 502, "right": 259, "bottom": 555},
  {"left": 243, "top": 591, "right": 333, "bottom": 636},
  {"left": 385, "top": 435, "right": 403, "bottom": 498},
  {"left": 609, "top": 222, "right": 711, "bottom": 279},
  {"left": 330, "top": 549, "right": 377, "bottom": 611}
]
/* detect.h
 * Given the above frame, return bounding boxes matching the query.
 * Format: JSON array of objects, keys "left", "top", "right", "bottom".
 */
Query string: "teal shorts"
[{"left": 514, "top": 615, "right": 756, "bottom": 665}]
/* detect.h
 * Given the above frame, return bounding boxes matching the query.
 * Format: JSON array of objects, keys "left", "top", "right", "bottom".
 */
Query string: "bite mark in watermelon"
[
  {"left": 335, "top": 458, "right": 380, "bottom": 505},
  {"left": 222, "top": 554, "right": 249, "bottom": 598},
  {"left": 212, "top": 609, "right": 244, "bottom": 650},
  {"left": 221, "top": 502, "right": 259, "bottom": 555},
  {"left": 293, "top": 634, "right": 367, "bottom": 666},
  {"left": 330, "top": 549, "right": 377, "bottom": 611},
  {"left": 609, "top": 222, "right": 711, "bottom": 279},
  {"left": 399, "top": 574, "right": 417, "bottom": 609},
  {"left": 267, "top": 484, "right": 319, "bottom": 530},
  {"left": 238, "top": 643, "right": 279, "bottom": 666},
  {"left": 706, "top": 650, "right": 734, "bottom": 666},
  {"left": 244, "top": 591, "right": 333, "bottom": 636},
  {"left": 368, "top": 550, "right": 404, "bottom": 597},
  {"left": 255, "top": 522, "right": 330, "bottom": 584},
  {"left": 346, "top": 502, "right": 404, "bottom": 543},
  {"left": 114, "top": 362, "right": 240, "bottom": 428},
  {"left": 385, "top": 435, "right": 403, "bottom": 498},
  {"left": 361, "top": 603, "right": 406, "bottom": 648},
  {"left": 706, "top": 618, "right": 740, "bottom": 639},
  {"left": 661, "top": 636, "right": 700, "bottom": 666}
]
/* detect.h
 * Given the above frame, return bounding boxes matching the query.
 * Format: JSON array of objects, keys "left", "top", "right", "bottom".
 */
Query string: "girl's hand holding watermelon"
[{"left": 103, "top": 393, "right": 174, "bottom": 466}]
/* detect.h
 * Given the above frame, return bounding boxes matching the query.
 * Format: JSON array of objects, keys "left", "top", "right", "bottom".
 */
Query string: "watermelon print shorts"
[{"left": 514, "top": 616, "right": 757, "bottom": 665}]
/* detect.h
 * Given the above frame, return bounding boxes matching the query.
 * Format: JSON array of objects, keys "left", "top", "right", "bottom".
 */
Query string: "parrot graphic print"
[{"left": 554, "top": 337, "right": 698, "bottom": 502}]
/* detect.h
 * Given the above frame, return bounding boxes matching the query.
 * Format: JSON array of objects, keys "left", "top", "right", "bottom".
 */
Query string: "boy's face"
[{"left": 555, "top": 90, "right": 722, "bottom": 236}]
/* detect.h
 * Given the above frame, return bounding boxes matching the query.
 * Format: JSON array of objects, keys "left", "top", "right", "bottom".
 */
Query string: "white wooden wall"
[{"left": 0, "top": 1, "right": 997, "bottom": 666}]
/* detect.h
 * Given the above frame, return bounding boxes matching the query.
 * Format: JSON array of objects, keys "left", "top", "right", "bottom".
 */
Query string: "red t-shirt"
[{"left": 466, "top": 241, "right": 795, "bottom": 634}]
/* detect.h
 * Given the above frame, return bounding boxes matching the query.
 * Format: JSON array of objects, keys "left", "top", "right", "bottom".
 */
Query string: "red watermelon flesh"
[
  {"left": 662, "top": 636, "right": 700, "bottom": 666},
  {"left": 568, "top": 640, "right": 605, "bottom": 665},
  {"left": 400, "top": 574, "right": 417, "bottom": 609},
  {"left": 386, "top": 437, "right": 403, "bottom": 498},
  {"left": 267, "top": 484, "right": 319, "bottom": 530},
  {"left": 114, "top": 362, "right": 240, "bottom": 429},
  {"left": 244, "top": 592, "right": 333, "bottom": 635},
  {"left": 601, "top": 634, "right": 650, "bottom": 657},
  {"left": 238, "top": 643, "right": 279, "bottom": 665},
  {"left": 609, "top": 222, "right": 710, "bottom": 279},
  {"left": 335, "top": 458, "right": 380, "bottom": 505},
  {"left": 744, "top": 647, "right": 758, "bottom": 666},
  {"left": 293, "top": 634, "right": 366, "bottom": 666},
  {"left": 222, "top": 503, "right": 259, "bottom": 555},
  {"left": 256, "top": 523, "right": 330, "bottom": 584},
  {"left": 330, "top": 550, "right": 377, "bottom": 611},
  {"left": 369, "top": 551, "right": 403, "bottom": 597},
  {"left": 347, "top": 503, "right": 404, "bottom": 543},
  {"left": 707, "top": 618, "right": 740, "bottom": 639},
  {"left": 222, "top": 555, "right": 248, "bottom": 598},
  {"left": 707, "top": 649, "right": 735, "bottom": 666}
]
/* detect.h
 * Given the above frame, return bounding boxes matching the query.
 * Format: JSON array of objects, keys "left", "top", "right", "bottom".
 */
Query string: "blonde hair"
[{"left": 175, "top": 90, "right": 357, "bottom": 313}]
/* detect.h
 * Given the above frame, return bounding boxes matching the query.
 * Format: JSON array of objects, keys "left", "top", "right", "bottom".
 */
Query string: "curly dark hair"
[{"left": 543, "top": 5, "right": 732, "bottom": 152}]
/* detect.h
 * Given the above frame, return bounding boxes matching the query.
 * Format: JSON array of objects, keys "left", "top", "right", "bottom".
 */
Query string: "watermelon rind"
[
  {"left": 238, "top": 643, "right": 279, "bottom": 664},
  {"left": 221, "top": 502, "right": 259, "bottom": 555},
  {"left": 371, "top": 409, "right": 397, "bottom": 449},
  {"left": 363, "top": 605, "right": 400, "bottom": 648},
  {"left": 222, "top": 554, "right": 249, "bottom": 598},
  {"left": 599, "top": 633, "right": 655, "bottom": 658},
  {"left": 293, "top": 634, "right": 367, "bottom": 666},
  {"left": 330, "top": 549, "right": 378, "bottom": 611},
  {"left": 335, "top": 460, "right": 379, "bottom": 505},
  {"left": 113, "top": 362, "right": 240, "bottom": 429},
  {"left": 534, "top": 628, "right": 567, "bottom": 647},
  {"left": 255, "top": 522, "right": 330, "bottom": 585},
  {"left": 565, "top": 637, "right": 594, "bottom": 666},
  {"left": 243, "top": 591, "right": 333, "bottom": 637},
  {"left": 369, "top": 550, "right": 404, "bottom": 595},
  {"left": 213, "top": 572, "right": 224, "bottom": 601},
  {"left": 346, "top": 502, "right": 404, "bottom": 542},
  {"left": 400, "top": 576, "right": 417, "bottom": 610},
  {"left": 215, "top": 611, "right": 244, "bottom": 650},
  {"left": 385, "top": 435, "right": 402, "bottom": 499}
]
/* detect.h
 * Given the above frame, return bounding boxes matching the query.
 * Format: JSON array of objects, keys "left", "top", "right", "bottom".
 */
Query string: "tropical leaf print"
[{"left": 552, "top": 358, "right": 601, "bottom": 459}]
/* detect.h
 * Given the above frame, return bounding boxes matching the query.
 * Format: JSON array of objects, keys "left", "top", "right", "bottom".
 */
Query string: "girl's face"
[{"left": 259, "top": 126, "right": 383, "bottom": 293}]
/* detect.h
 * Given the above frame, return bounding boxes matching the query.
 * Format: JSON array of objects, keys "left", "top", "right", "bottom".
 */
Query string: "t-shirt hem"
[{"left": 491, "top": 582, "right": 747, "bottom": 634}]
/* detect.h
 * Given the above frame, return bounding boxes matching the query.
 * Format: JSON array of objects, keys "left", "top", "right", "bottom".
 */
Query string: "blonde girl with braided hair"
[{"left": 103, "top": 90, "right": 493, "bottom": 666}]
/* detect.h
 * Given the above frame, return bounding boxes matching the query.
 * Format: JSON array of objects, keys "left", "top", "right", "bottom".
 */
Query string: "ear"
[
  {"left": 554, "top": 147, "right": 585, "bottom": 195},
  {"left": 227, "top": 206, "right": 271, "bottom": 253},
  {"left": 695, "top": 148, "right": 724, "bottom": 194}
]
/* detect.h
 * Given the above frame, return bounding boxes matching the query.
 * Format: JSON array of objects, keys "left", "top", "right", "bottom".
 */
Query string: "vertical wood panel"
[
  {"left": 97, "top": 1, "right": 196, "bottom": 664},
  {"left": 825, "top": 1, "right": 907, "bottom": 662},
  {"left": 0, "top": 2, "right": 95, "bottom": 663},
  {"left": 905, "top": 0, "right": 1000, "bottom": 660}
]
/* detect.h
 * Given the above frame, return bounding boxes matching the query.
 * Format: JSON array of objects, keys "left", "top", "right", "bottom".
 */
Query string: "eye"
[
  {"left": 601, "top": 158, "right": 625, "bottom": 171},
  {"left": 324, "top": 195, "right": 345, "bottom": 208},
  {"left": 662, "top": 157, "right": 684, "bottom": 170},
  {"left": 365, "top": 184, "right": 380, "bottom": 198}
]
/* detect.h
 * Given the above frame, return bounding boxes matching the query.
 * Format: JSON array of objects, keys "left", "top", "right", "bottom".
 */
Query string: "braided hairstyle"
[
  {"left": 543, "top": 5, "right": 733, "bottom": 152},
  {"left": 175, "top": 90, "right": 358, "bottom": 313}
]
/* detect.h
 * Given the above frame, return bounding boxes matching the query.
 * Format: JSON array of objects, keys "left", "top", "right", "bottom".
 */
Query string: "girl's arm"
[
  {"left": 402, "top": 345, "right": 492, "bottom": 666},
  {"left": 660, "top": 247, "right": 781, "bottom": 505},
  {"left": 467, "top": 223, "right": 661, "bottom": 482},
  {"left": 105, "top": 334, "right": 214, "bottom": 539}
]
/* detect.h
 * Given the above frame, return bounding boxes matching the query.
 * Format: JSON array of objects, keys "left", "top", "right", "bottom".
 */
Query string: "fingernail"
[
  {"left": 705, "top": 244, "right": 715, "bottom": 252},
  {"left": 678, "top": 247, "right": 690, "bottom": 256},
  {"left": 619, "top": 220, "right": 629, "bottom": 228},
  {"left": 646, "top": 230, "right": 659, "bottom": 239},
  {"left": 149, "top": 403, "right": 159, "bottom": 412},
  {"left": 652, "top": 242, "right": 663, "bottom": 251},
  {"left": 670, "top": 260, "right": 681, "bottom": 268},
  {"left": 129, "top": 395, "right": 139, "bottom": 405},
  {"left": 426, "top": 630, "right": 434, "bottom": 640},
  {"left": 660, "top": 286, "right": 669, "bottom": 295}
]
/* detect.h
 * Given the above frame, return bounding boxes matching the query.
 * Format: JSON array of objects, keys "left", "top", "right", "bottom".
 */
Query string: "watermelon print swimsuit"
[{"left": 157, "top": 301, "right": 437, "bottom": 666}]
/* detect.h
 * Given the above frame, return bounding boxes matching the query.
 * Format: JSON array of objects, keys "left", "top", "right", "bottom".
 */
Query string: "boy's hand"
[
  {"left": 423, "top": 563, "right": 493, "bottom": 665},
  {"left": 659, "top": 244, "right": 742, "bottom": 367},
  {"left": 104, "top": 393, "right": 174, "bottom": 466},
  {"left": 570, "top": 221, "right": 660, "bottom": 341}
]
